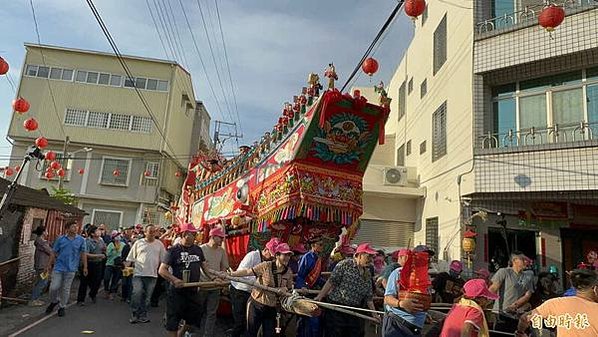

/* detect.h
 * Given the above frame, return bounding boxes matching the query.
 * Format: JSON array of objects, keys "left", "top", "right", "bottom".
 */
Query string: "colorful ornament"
[
  {"left": 12, "top": 98, "right": 30, "bottom": 114},
  {"left": 57, "top": 168, "right": 66, "bottom": 177},
  {"left": 15, "top": 165, "right": 20, "bottom": 172},
  {"left": 144, "top": 170, "right": 151, "bottom": 177},
  {"left": 4, "top": 167, "right": 14, "bottom": 176},
  {"left": 23, "top": 117, "right": 38, "bottom": 132},
  {"left": 45, "top": 171, "right": 55, "bottom": 180},
  {"left": 0, "top": 57, "right": 9, "bottom": 75},
  {"left": 538, "top": 4, "right": 565, "bottom": 32},
  {"left": 78, "top": 168, "right": 85, "bottom": 175},
  {"left": 361, "top": 57, "right": 379, "bottom": 76},
  {"left": 45, "top": 151, "right": 56, "bottom": 161},
  {"left": 50, "top": 161, "right": 61, "bottom": 170},
  {"left": 113, "top": 169, "right": 121, "bottom": 177},
  {"left": 405, "top": 0, "right": 426, "bottom": 20},
  {"left": 35, "top": 136, "right": 48, "bottom": 149}
]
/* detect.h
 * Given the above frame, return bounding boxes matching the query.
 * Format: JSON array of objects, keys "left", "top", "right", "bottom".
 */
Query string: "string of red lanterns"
[
  {"left": 361, "top": 57, "right": 379, "bottom": 76},
  {"left": 538, "top": 4, "right": 565, "bottom": 32},
  {"left": 0, "top": 57, "right": 9, "bottom": 75},
  {"left": 35, "top": 136, "right": 48, "bottom": 149},
  {"left": 405, "top": 0, "right": 426, "bottom": 20},
  {"left": 13, "top": 98, "right": 30, "bottom": 114},
  {"left": 23, "top": 117, "right": 38, "bottom": 132}
]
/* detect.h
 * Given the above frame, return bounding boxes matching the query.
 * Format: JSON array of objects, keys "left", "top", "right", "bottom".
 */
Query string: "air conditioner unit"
[{"left": 382, "top": 166, "right": 408, "bottom": 186}]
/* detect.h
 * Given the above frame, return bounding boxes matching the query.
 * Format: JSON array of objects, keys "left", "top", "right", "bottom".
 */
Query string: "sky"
[{"left": 0, "top": 0, "right": 414, "bottom": 166}]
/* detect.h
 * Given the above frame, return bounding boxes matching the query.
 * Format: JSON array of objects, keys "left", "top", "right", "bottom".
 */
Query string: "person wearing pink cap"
[
  {"left": 432, "top": 260, "right": 465, "bottom": 304},
  {"left": 197, "top": 226, "right": 229, "bottom": 337},
  {"left": 315, "top": 243, "right": 379, "bottom": 337},
  {"left": 379, "top": 249, "right": 410, "bottom": 289},
  {"left": 225, "top": 242, "right": 294, "bottom": 337},
  {"left": 440, "top": 278, "right": 499, "bottom": 337},
  {"left": 228, "top": 237, "right": 279, "bottom": 337},
  {"left": 159, "top": 222, "right": 211, "bottom": 337}
]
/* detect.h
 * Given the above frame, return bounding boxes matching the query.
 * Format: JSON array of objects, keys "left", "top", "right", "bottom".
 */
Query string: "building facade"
[
  {"left": 367, "top": 1, "right": 598, "bottom": 279},
  {"left": 6, "top": 44, "right": 206, "bottom": 229}
]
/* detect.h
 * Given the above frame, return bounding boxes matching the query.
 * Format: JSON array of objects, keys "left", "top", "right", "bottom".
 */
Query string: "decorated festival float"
[{"left": 173, "top": 62, "right": 391, "bottom": 268}]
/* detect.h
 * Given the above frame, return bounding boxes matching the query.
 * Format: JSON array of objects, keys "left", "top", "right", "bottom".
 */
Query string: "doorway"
[{"left": 487, "top": 227, "right": 537, "bottom": 273}]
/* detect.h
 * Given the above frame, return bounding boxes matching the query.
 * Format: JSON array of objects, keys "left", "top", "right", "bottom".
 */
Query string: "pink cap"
[
  {"left": 209, "top": 227, "right": 226, "bottom": 238},
  {"left": 179, "top": 223, "right": 198, "bottom": 233},
  {"left": 265, "top": 237, "right": 280, "bottom": 252},
  {"left": 392, "top": 248, "right": 410, "bottom": 259},
  {"left": 450, "top": 260, "right": 463, "bottom": 273},
  {"left": 463, "top": 279, "right": 499, "bottom": 300},
  {"left": 474, "top": 268, "right": 490, "bottom": 278},
  {"left": 355, "top": 243, "right": 377, "bottom": 255},
  {"left": 291, "top": 244, "right": 308, "bottom": 254},
  {"left": 275, "top": 243, "right": 293, "bottom": 255}
]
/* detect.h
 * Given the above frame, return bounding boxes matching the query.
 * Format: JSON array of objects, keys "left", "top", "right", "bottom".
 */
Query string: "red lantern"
[
  {"left": 12, "top": 98, "right": 30, "bottom": 114},
  {"left": 361, "top": 57, "right": 379, "bottom": 76},
  {"left": 57, "top": 168, "right": 66, "bottom": 177},
  {"left": 0, "top": 57, "right": 9, "bottom": 75},
  {"left": 50, "top": 161, "right": 61, "bottom": 170},
  {"left": 78, "top": 168, "right": 85, "bottom": 175},
  {"left": 405, "top": 0, "right": 426, "bottom": 19},
  {"left": 45, "top": 151, "right": 56, "bottom": 161},
  {"left": 538, "top": 4, "right": 565, "bottom": 32},
  {"left": 45, "top": 171, "right": 55, "bottom": 180},
  {"left": 23, "top": 117, "right": 38, "bottom": 132},
  {"left": 175, "top": 171, "right": 182, "bottom": 177},
  {"left": 113, "top": 169, "right": 120, "bottom": 177},
  {"left": 35, "top": 136, "right": 48, "bottom": 149},
  {"left": 144, "top": 170, "right": 151, "bottom": 177},
  {"left": 5, "top": 167, "right": 14, "bottom": 176},
  {"left": 15, "top": 165, "right": 21, "bottom": 172}
]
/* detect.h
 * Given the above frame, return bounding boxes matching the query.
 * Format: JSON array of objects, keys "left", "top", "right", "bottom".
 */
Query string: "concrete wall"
[
  {"left": 17, "top": 208, "right": 48, "bottom": 289},
  {"left": 79, "top": 198, "right": 140, "bottom": 229}
]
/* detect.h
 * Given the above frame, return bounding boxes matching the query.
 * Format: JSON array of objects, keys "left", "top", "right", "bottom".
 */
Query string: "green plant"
[{"left": 50, "top": 186, "right": 77, "bottom": 205}]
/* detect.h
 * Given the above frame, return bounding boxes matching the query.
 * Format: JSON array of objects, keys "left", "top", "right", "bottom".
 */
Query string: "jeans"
[
  {"left": 198, "top": 289, "right": 221, "bottom": 337},
  {"left": 150, "top": 275, "right": 165, "bottom": 305},
  {"left": 324, "top": 309, "right": 365, "bottom": 337},
  {"left": 103, "top": 265, "right": 122, "bottom": 294},
  {"left": 48, "top": 271, "right": 76, "bottom": 309},
  {"left": 130, "top": 276, "right": 157, "bottom": 319},
  {"left": 31, "top": 269, "right": 49, "bottom": 301},
  {"left": 230, "top": 286, "right": 251, "bottom": 337},
  {"left": 247, "top": 299, "right": 277, "bottom": 337},
  {"left": 122, "top": 276, "right": 133, "bottom": 301},
  {"left": 297, "top": 316, "right": 321, "bottom": 337},
  {"left": 77, "top": 261, "right": 103, "bottom": 302},
  {"left": 382, "top": 313, "right": 422, "bottom": 337}
]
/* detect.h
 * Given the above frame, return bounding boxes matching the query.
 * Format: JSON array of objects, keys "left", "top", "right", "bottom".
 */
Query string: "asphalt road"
[{"left": 13, "top": 294, "right": 231, "bottom": 337}]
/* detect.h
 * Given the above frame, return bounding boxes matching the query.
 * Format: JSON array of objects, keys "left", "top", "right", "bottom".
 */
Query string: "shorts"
[{"left": 165, "top": 286, "right": 203, "bottom": 332}]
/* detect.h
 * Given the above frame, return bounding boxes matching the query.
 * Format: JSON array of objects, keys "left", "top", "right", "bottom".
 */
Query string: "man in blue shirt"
[
  {"left": 383, "top": 245, "right": 433, "bottom": 337},
  {"left": 45, "top": 221, "right": 87, "bottom": 317}
]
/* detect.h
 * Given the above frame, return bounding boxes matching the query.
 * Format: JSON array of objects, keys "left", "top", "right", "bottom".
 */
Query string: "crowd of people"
[{"left": 28, "top": 220, "right": 598, "bottom": 337}]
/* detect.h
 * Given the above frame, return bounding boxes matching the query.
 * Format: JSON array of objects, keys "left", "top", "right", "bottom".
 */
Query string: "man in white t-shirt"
[{"left": 126, "top": 224, "right": 166, "bottom": 324}]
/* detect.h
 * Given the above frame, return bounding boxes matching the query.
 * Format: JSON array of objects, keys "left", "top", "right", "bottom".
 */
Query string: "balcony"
[{"left": 476, "top": 121, "right": 598, "bottom": 154}]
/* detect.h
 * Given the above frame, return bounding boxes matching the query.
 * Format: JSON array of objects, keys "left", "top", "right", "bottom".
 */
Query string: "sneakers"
[
  {"left": 129, "top": 316, "right": 139, "bottom": 324},
  {"left": 45, "top": 302, "right": 58, "bottom": 314},
  {"left": 76, "top": 301, "right": 85, "bottom": 306},
  {"left": 57, "top": 308, "right": 65, "bottom": 317},
  {"left": 138, "top": 317, "right": 150, "bottom": 323},
  {"left": 29, "top": 299, "right": 45, "bottom": 307}
]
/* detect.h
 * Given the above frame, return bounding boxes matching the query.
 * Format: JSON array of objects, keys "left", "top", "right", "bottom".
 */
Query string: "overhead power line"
[{"left": 145, "top": 0, "right": 173, "bottom": 60}]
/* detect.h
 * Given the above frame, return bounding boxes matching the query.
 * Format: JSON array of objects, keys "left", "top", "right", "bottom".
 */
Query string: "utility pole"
[
  {"left": 213, "top": 121, "right": 242, "bottom": 154},
  {"left": 58, "top": 136, "right": 70, "bottom": 189}
]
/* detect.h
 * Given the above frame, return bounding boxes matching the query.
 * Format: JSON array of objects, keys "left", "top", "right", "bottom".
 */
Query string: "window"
[
  {"left": 146, "top": 79, "right": 158, "bottom": 91},
  {"left": 432, "top": 101, "right": 447, "bottom": 161},
  {"left": 131, "top": 116, "right": 153, "bottom": 133},
  {"left": 110, "top": 75, "right": 122, "bottom": 87},
  {"left": 420, "top": 140, "right": 427, "bottom": 154},
  {"left": 92, "top": 210, "right": 122, "bottom": 228},
  {"left": 98, "top": 73, "right": 110, "bottom": 85},
  {"left": 397, "top": 144, "right": 405, "bottom": 166},
  {"left": 37, "top": 66, "right": 50, "bottom": 78},
  {"left": 588, "top": 84, "right": 598, "bottom": 124},
  {"left": 49, "top": 68, "right": 62, "bottom": 80},
  {"left": 420, "top": 79, "right": 428, "bottom": 98},
  {"left": 100, "top": 158, "right": 130, "bottom": 186},
  {"left": 76, "top": 70, "right": 87, "bottom": 82},
  {"left": 433, "top": 14, "right": 447, "bottom": 75},
  {"left": 519, "top": 95, "right": 546, "bottom": 130},
  {"left": 109, "top": 114, "right": 131, "bottom": 130},
  {"left": 408, "top": 78, "right": 413, "bottom": 95},
  {"left": 26, "top": 65, "right": 38, "bottom": 76},
  {"left": 552, "top": 88, "right": 583, "bottom": 127},
  {"left": 422, "top": 5, "right": 429, "bottom": 25},
  {"left": 398, "top": 81, "right": 406, "bottom": 121},
  {"left": 406, "top": 140, "right": 412, "bottom": 156},
  {"left": 62, "top": 69, "right": 74, "bottom": 81},
  {"left": 135, "top": 77, "right": 147, "bottom": 89},
  {"left": 64, "top": 109, "right": 87, "bottom": 126},
  {"left": 492, "top": 83, "right": 516, "bottom": 144},
  {"left": 87, "top": 111, "right": 109, "bottom": 128},
  {"left": 86, "top": 72, "right": 99, "bottom": 84},
  {"left": 425, "top": 217, "right": 439, "bottom": 262},
  {"left": 124, "top": 77, "right": 135, "bottom": 88},
  {"left": 157, "top": 80, "right": 169, "bottom": 91},
  {"left": 145, "top": 162, "right": 159, "bottom": 179}
]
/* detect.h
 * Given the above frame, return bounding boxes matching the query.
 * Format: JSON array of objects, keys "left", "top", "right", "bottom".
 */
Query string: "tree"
[{"left": 50, "top": 186, "right": 77, "bottom": 205}]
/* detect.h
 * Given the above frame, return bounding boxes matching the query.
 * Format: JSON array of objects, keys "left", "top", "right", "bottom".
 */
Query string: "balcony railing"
[
  {"left": 476, "top": 1, "right": 597, "bottom": 35},
  {"left": 478, "top": 121, "right": 598, "bottom": 149}
]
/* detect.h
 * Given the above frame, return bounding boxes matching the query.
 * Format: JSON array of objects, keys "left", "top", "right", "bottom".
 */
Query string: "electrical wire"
[
  {"left": 163, "top": 0, "right": 190, "bottom": 68},
  {"left": 145, "top": 0, "right": 173, "bottom": 60},
  {"left": 340, "top": 0, "right": 405, "bottom": 92},
  {"left": 4, "top": 73, "right": 17, "bottom": 92},
  {"left": 153, "top": 0, "right": 181, "bottom": 63}
]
